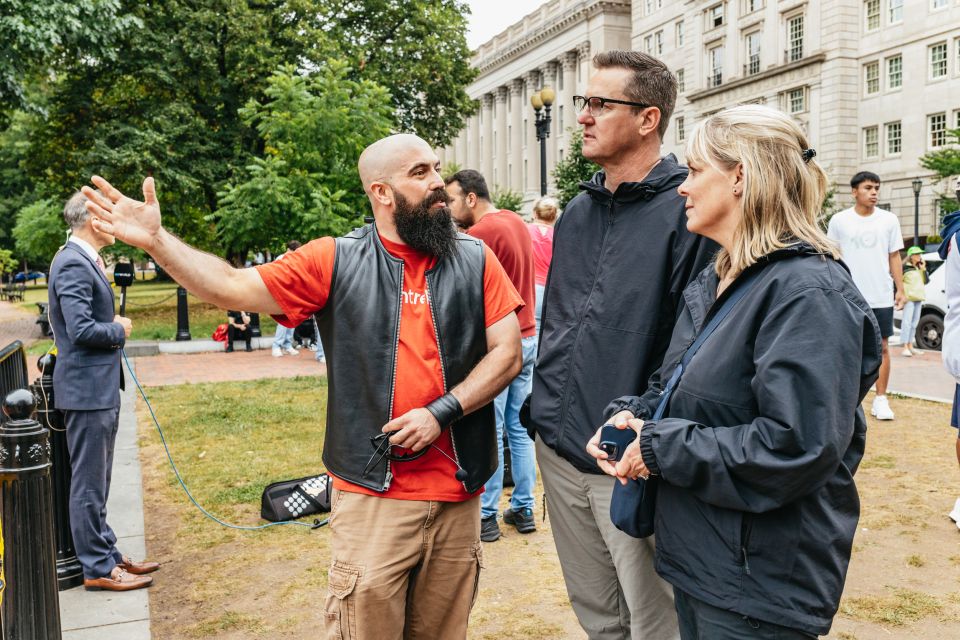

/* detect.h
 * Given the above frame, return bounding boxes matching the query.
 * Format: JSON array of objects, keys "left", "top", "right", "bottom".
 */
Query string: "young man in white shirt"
[{"left": 827, "top": 171, "right": 905, "bottom": 420}]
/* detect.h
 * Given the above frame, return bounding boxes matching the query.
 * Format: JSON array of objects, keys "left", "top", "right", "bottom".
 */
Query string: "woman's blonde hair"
[
  {"left": 533, "top": 196, "right": 559, "bottom": 223},
  {"left": 685, "top": 104, "right": 839, "bottom": 277}
]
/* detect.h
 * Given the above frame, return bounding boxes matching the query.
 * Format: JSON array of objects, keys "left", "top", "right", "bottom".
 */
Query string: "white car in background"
[{"left": 894, "top": 252, "right": 946, "bottom": 350}]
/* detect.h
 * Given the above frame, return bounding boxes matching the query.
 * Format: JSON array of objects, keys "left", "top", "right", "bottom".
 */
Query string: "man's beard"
[{"left": 393, "top": 189, "right": 458, "bottom": 259}]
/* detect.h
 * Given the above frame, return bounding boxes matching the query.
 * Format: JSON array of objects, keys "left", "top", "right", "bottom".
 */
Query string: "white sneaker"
[
  {"left": 902, "top": 348, "right": 912, "bottom": 357},
  {"left": 283, "top": 347, "right": 300, "bottom": 356},
  {"left": 949, "top": 498, "right": 960, "bottom": 526},
  {"left": 271, "top": 346, "right": 283, "bottom": 357},
  {"left": 871, "top": 395, "right": 895, "bottom": 420}
]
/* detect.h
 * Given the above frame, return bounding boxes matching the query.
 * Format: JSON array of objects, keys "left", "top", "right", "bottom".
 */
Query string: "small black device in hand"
[{"left": 599, "top": 424, "right": 636, "bottom": 462}]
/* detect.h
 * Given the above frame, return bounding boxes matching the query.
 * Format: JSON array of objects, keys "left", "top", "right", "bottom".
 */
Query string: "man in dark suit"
[{"left": 48, "top": 192, "right": 160, "bottom": 592}]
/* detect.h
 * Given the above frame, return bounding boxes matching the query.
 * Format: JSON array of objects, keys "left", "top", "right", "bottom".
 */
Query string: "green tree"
[
  {"left": 552, "top": 130, "right": 599, "bottom": 209},
  {"left": 0, "top": 248, "right": 16, "bottom": 279},
  {"left": 12, "top": 198, "right": 66, "bottom": 267},
  {"left": 309, "top": 0, "right": 478, "bottom": 146},
  {"left": 213, "top": 62, "right": 394, "bottom": 255},
  {"left": 492, "top": 187, "right": 524, "bottom": 213},
  {"left": 0, "top": 0, "right": 141, "bottom": 114},
  {"left": 920, "top": 127, "right": 960, "bottom": 215}
]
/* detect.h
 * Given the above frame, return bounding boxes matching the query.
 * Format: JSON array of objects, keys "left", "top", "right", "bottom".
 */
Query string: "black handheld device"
[{"left": 598, "top": 424, "right": 636, "bottom": 462}]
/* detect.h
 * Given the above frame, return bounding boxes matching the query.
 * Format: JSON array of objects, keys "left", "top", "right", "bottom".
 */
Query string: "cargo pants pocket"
[
  {"left": 470, "top": 542, "right": 485, "bottom": 608},
  {"left": 324, "top": 562, "right": 361, "bottom": 640}
]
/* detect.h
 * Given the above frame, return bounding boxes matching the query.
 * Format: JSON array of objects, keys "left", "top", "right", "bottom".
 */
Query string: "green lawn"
[{"left": 21, "top": 281, "right": 277, "bottom": 341}]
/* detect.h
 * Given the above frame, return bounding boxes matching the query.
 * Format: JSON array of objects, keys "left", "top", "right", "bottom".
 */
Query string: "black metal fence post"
[
  {"left": 0, "top": 388, "right": 62, "bottom": 640},
  {"left": 175, "top": 286, "right": 191, "bottom": 341},
  {"left": 31, "top": 354, "right": 82, "bottom": 591}
]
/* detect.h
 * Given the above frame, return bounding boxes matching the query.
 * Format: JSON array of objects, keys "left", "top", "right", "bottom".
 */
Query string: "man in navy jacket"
[{"left": 48, "top": 192, "right": 159, "bottom": 591}]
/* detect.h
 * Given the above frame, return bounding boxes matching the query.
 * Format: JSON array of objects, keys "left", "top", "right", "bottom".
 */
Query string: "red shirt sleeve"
[
  {"left": 255, "top": 237, "right": 336, "bottom": 327},
  {"left": 482, "top": 245, "right": 524, "bottom": 328}
]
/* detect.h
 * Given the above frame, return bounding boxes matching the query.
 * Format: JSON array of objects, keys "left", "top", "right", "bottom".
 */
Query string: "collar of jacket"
[{"left": 578, "top": 153, "right": 687, "bottom": 204}]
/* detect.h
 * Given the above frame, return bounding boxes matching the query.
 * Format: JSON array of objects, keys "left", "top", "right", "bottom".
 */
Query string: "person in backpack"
[
  {"left": 588, "top": 105, "right": 881, "bottom": 639},
  {"left": 899, "top": 246, "right": 927, "bottom": 357}
]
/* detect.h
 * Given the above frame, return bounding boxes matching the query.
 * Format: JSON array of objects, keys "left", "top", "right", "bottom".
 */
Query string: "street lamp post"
[
  {"left": 530, "top": 86, "right": 556, "bottom": 196},
  {"left": 912, "top": 178, "right": 923, "bottom": 248}
]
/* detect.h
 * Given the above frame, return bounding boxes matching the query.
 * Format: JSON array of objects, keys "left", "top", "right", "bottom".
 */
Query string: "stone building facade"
[{"left": 446, "top": 1, "right": 960, "bottom": 235}]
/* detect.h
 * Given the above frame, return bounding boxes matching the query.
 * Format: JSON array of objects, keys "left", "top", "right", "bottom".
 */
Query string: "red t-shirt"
[
  {"left": 527, "top": 222, "right": 554, "bottom": 286},
  {"left": 256, "top": 234, "right": 523, "bottom": 501},
  {"left": 467, "top": 210, "right": 537, "bottom": 337}
]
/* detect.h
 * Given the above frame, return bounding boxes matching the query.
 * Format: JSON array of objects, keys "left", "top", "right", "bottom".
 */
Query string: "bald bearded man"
[{"left": 81, "top": 134, "right": 523, "bottom": 639}]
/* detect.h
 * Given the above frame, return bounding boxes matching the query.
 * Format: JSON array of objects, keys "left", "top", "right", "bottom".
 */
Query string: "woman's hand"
[{"left": 586, "top": 410, "right": 636, "bottom": 479}]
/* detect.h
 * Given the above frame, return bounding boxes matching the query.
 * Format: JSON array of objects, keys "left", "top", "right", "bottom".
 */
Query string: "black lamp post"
[
  {"left": 911, "top": 178, "right": 923, "bottom": 248},
  {"left": 531, "top": 86, "right": 556, "bottom": 196}
]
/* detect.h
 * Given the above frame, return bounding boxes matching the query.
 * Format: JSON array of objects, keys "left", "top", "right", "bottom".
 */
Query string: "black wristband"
[{"left": 425, "top": 392, "right": 463, "bottom": 430}]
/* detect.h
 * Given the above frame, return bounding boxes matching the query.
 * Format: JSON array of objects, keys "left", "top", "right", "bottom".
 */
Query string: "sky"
[{"left": 466, "top": 0, "right": 551, "bottom": 50}]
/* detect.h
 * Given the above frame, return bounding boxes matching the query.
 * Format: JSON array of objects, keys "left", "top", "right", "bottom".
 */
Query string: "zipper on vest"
[
  {"left": 383, "top": 261, "right": 405, "bottom": 491},
  {"left": 424, "top": 276, "right": 465, "bottom": 486}
]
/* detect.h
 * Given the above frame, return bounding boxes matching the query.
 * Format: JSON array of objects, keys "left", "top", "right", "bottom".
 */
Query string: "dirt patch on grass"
[{"left": 138, "top": 383, "right": 960, "bottom": 638}]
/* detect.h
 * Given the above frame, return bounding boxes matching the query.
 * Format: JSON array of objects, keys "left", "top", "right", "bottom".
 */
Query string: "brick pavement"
[
  {"left": 0, "top": 300, "right": 42, "bottom": 349},
  {"left": 130, "top": 348, "right": 325, "bottom": 387}
]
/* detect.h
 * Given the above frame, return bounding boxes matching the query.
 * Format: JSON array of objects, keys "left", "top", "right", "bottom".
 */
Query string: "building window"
[
  {"left": 930, "top": 42, "right": 948, "bottom": 79},
  {"left": 708, "top": 3, "right": 724, "bottom": 29},
  {"left": 956, "top": 109, "right": 960, "bottom": 129},
  {"left": 645, "top": 0, "right": 662, "bottom": 14},
  {"left": 676, "top": 116, "right": 686, "bottom": 142},
  {"left": 864, "top": 126, "right": 879, "bottom": 158},
  {"left": 644, "top": 35, "right": 653, "bottom": 55},
  {"left": 865, "top": 0, "right": 880, "bottom": 30},
  {"left": 746, "top": 32, "right": 761, "bottom": 75},
  {"left": 932, "top": 0, "right": 947, "bottom": 9},
  {"left": 885, "top": 121, "right": 901, "bottom": 155},
  {"left": 743, "top": 0, "right": 763, "bottom": 14},
  {"left": 864, "top": 61, "right": 880, "bottom": 94},
  {"left": 508, "top": 125, "right": 512, "bottom": 153},
  {"left": 888, "top": 0, "right": 903, "bottom": 24},
  {"left": 886, "top": 55, "right": 902, "bottom": 89},
  {"left": 523, "top": 160, "right": 527, "bottom": 190},
  {"left": 558, "top": 105, "right": 564, "bottom": 133},
  {"left": 929, "top": 112, "right": 947, "bottom": 148},
  {"left": 676, "top": 68, "right": 685, "bottom": 93},
  {"left": 788, "top": 87, "right": 806, "bottom": 114},
  {"left": 787, "top": 15, "right": 804, "bottom": 62},
  {"left": 522, "top": 119, "right": 527, "bottom": 148},
  {"left": 655, "top": 31, "right": 664, "bottom": 56},
  {"left": 708, "top": 46, "right": 724, "bottom": 87},
  {"left": 676, "top": 20, "right": 685, "bottom": 47}
]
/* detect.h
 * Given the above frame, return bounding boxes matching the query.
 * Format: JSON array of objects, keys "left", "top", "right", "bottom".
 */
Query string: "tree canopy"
[{"left": 921, "top": 127, "right": 960, "bottom": 214}]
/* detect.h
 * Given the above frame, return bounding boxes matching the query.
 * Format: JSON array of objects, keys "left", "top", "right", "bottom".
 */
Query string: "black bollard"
[
  {"left": 249, "top": 313, "right": 261, "bottom": 338},
  {"left": 31, "top": 355, "right": 83, "bottom": 591},
  {"left": 0, "top": 389, "right": 62, "bottom": 640},
  {"left": 175, "top": 286, "right": 191, "bottom": 341}
]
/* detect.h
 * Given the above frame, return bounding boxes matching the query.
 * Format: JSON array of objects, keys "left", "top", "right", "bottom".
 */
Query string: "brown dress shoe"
[
  {"left": 118, "top": 556, "right": 160, "bottom": 575},
  {"left": 84, "top": 569, "right": 152, "bottom": 591}
]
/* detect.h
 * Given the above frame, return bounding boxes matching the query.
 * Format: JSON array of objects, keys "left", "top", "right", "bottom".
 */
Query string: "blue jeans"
[
  {"left": 534, "top": 284, "right": 545, "bottom": 342},
  {"left": 901, "top": 300, "right": 922, "bottom": 347},
  {"left": 273, "top": 323, "right": 295, "bottom": 349},
  {"left": 482, "top": 335, "right": 538, "bottom": 518}
]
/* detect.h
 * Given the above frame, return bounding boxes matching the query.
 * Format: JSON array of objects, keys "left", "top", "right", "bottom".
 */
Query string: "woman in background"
[{"left": 527, "top": 196, "right": 558, "bottom": 339}]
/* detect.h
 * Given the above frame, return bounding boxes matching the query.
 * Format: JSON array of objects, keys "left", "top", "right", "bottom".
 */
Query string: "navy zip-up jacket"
[
  {"left": 609, "top": 245, "right": 882, "bottom": 636},
  {"left": 530, "top": 155, "right": 716, "bottom": 472}
]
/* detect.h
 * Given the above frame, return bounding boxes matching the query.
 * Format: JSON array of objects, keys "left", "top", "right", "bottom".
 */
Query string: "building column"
[
  {"left": 560, "top": 51, "right": 579, "bottom": 150},
  {"left": 494, "top": 86, "right": 509, "bottom": 191},
  {"left": 481, "top": 93, "right": 495, "bottom": 184},
  {"left": 523, "top": 70, "right": 541, "bottom": 200},
  {"left": 468, "top": 108, "right": 481, "bottom": 172},
  {"left": 455, "top": 125, "right": 468, "bottom": 169},
  {"left": 509, "top": 79, "right": 524, "bottom": 192},
  {"left": 540, "top": 61, "right": 559, "bottom": 192},
  {"left": 577, "top": 41, "right": 592, "bottom": 92}
]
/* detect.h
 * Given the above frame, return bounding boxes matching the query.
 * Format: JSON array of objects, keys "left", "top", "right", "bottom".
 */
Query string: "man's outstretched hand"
[{"left": 82, "top": 177, "right": 162, "bottom": 251}]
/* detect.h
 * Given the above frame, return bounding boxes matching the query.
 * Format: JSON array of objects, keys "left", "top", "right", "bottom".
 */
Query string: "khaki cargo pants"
[{"left": 324, "top": 490, "right": 483, "bottom": 640}]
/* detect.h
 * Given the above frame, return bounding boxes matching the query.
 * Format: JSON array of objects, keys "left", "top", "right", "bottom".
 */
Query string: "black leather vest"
[{"left": 317, "top": 224, "right": 497, "bottom": 493}]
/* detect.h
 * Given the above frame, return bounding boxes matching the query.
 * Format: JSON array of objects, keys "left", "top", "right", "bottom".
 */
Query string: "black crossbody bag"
[
  {"left": 610, "top": 269, "right": 761, "bottom": 538},
  {"left": 260, "top": 473, "right": 332, "bottom": 522}
]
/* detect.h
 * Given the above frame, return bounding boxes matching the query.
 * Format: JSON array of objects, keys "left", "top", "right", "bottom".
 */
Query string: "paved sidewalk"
[
  {"left": 132, "top": 347, "right": 325, "bottom": 387},
  {"left": 888, "top": 335, "right": 955, "bottom": 403},
  {"left": 59, "top": 361, "right": 151, "bottom": 639}
]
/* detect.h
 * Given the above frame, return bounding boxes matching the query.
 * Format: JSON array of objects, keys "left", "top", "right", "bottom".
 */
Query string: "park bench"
[{"left": 1, "top": 283, "right": 25, "bottom": 302}]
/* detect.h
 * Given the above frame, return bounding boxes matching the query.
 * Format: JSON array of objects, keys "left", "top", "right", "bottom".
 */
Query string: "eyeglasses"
[{"left": 572, "top": 95, "right": 651, "bottom": 117}]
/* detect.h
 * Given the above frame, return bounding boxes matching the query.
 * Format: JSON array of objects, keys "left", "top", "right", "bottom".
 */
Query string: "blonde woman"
[
  {"left": 587, "top": 105, "right": 882, "bottom": 638},
  {"left": 527, "top": 196, "right": 558, "bottom": 336}
]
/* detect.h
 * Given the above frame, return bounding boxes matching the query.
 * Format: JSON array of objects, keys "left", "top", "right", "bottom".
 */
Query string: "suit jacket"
[{"left": 48, "top": 242, "right": 125, "bottom": 410}]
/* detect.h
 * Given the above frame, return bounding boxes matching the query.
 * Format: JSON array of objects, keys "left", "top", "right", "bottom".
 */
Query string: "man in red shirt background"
[
  {"left": 446, "top": 170, "right": 539, "bottom": 543},
  {"left": 80, "top": 133, "right": 523, "bottom": 639}
]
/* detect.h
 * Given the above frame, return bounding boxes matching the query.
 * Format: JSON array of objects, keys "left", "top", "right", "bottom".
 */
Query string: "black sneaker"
[
  {"left": 480, "top": 515, "right": 501, "bottom": 542},
  {"left": 503, "top": 507, "right": 536, "bottom": 534}
]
